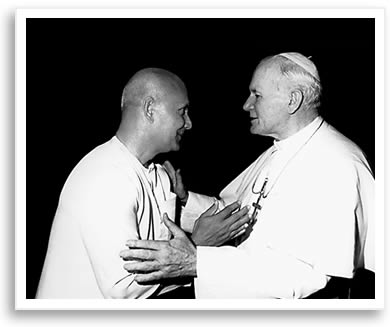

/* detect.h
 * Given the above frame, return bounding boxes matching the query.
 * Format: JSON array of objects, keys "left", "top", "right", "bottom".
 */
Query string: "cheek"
[
  {"left": 177, "top": 116, "right": 186, "bottom": 129},
  {"left": 252, "top": 103, "right": 261, "bottom": 117},
  {"left": 254, "top": 102, "right": 267, "bottom": 120},
  {"left": 166, "top": 116, "right": 180, "bottom": 132},
  {"left": 259, "top": 100, "right": 277, "bottom": 118}
]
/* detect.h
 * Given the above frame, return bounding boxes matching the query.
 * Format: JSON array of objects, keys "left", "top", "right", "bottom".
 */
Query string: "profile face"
[
  {"left": 243, "top": 63, "right": 290, "bottom": 140},
  {"left": 156, "top": 87, "right": 191, "bottom": 153}
]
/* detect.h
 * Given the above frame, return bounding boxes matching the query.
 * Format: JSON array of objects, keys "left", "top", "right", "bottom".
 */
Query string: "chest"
[
  {"left": 133, "top": 169, "right": 176, "bottom": 241},
  {"left": 239, "top": 155, "right": 324, "bottom": 254}
]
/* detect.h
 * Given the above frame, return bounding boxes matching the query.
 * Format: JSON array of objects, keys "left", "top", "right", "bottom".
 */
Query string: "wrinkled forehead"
[{"left": 251, "top": 62, "right": 284, "bottom": 90}]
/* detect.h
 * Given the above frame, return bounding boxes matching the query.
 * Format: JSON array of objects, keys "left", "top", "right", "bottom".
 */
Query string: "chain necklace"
[{"left": 251, "top": 118, "right": 325, "bottom": 219}]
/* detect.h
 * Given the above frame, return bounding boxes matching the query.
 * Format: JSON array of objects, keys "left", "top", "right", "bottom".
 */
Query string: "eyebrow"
[
  {"left": 250, "top": 88, "right": 261, "bottom": 94},
  {"left": 178, "top": 104, "right": 189, "bottom": 111}
]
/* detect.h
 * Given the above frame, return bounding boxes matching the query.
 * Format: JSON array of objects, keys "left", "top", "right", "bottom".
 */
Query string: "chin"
[
  {"left": 249, "top": 126, "right": 258, "bottom": 134},
  {"left": 250, "top": 127, "right": 263, "bottom": 136},
  {"left": 171, "top": 143, "right": 181, "bottom": 152}
]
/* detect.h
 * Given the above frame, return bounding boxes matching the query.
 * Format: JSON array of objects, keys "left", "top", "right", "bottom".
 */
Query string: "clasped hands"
[{"left": 119, "top": 161, "right": 255, "bottom": 283}]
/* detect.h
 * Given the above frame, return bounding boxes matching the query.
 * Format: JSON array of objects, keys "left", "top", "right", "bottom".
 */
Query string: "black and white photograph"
[{"left": 15, "top": 9, "right": 383, "bottom": 310}]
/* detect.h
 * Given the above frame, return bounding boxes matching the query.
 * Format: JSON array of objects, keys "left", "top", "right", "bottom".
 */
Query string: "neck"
[
  {"left": 115, "top": 129, "right": 157, "bottom": 166},
  {"left": 275, "top": 111, "right": 319, "bottom": 141}
]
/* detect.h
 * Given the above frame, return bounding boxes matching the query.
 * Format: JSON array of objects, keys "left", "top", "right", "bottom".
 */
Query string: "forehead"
[
  {"left": 161, "top": 84, "right": 189, "bottom": 107},
  {"left": 250, "top": 62, "right": 283, "bottom": 91}
]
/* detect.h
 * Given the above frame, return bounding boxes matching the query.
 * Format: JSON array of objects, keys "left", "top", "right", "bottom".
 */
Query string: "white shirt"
[
  {"left": 36, "top": 136, "right": 178, "bottom": 299},
  {"left": 182, "top": 117, "right": 374, "bottom": 298}
]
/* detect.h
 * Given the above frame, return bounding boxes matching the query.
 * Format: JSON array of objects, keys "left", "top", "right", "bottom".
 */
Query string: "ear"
[
  {"left": 143, "top": 96, "right": 155, "bottom": 123},
  {"left": 287, "top": 89, "right": 303, "bottom": 115}
]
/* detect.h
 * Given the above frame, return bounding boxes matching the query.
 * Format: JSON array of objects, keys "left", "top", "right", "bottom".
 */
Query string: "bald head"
[
  {"left": 121, "top": 68, "right": 187, "bottom": 113},
  {"left": 116, "top": 68, "right": 190, "bottom": 164}
]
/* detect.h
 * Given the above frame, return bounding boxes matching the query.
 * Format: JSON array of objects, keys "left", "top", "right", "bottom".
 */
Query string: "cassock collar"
[{"left": 273, "top": 116, "right": 323, "bottom": 152}]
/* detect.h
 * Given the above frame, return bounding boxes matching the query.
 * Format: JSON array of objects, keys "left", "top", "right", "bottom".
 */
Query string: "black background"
[{"left": 26, "top": 18, "right": 375, "bottom": 299}]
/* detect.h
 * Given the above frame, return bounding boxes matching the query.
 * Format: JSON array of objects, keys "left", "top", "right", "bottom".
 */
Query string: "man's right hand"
[
  {"left": 191, "top": 201, "right": 253, "bottom": 246},
  {"left": 121, "top": 214, "right": 197, "bottom": 283}
]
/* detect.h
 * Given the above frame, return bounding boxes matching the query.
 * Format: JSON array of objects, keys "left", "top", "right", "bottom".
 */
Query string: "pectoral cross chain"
[{"left": 252, "top": 178, "right": 268, "bottom": 220}]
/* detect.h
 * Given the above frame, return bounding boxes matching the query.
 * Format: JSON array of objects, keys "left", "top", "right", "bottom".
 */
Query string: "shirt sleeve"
[
  {"left": 195, "top": 245, "right": 329, "bottom": 299},
  {"left": 180, "top": 191, "right": 218, "bottom": 232},
  {"left": 76, "top": 167, "right": 158, "bottom": 299}
]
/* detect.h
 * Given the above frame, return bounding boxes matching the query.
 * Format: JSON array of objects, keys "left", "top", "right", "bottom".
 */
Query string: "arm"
[
  {"left": 163, "top": 161, "right": 221, "bottom": 232},
  {"left": 121, "top": 214, "right": 197, "bottom": 282},
  {"left": 78, "top": 170, "right": 159, "bottom": 299},
  {"left": 120, "top": 202, "right": 253, "bottom": 281},
  {"left": 121, "top": 216, "right": 328, "bottom": 298},
  {"left": 163, "top": 161, "right": 243, "bottom": 234},
  {"left": 195, "top": 246, "right": 329, "bottom": 298}
]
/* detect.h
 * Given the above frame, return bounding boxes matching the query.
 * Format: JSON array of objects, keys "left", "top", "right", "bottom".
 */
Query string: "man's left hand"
[{"left": 163, "top": 161, "right": 189, "bottom": 205}]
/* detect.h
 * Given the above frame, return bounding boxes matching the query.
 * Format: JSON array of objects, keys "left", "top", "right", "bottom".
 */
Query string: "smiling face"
[
  {"left": 243, "top": 61, "right": 291, "bottom": 140},
  {"left": 155, "top": 83, "right": 192, "bottom": 153}
]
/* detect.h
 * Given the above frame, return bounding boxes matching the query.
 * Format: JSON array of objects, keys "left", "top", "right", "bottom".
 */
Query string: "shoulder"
[
  {"left": 312, "top": 121, "right": 369, "bottom": 168},
  {"left": 303, "top": 121, "right": 373, "bottom": 184},
  {"left": 62, "top": 138, "right": 141, "bottom": 198}
]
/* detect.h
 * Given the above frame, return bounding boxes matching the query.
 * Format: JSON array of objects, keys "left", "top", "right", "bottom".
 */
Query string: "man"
[
  {"left": 36, "top": 68, "right": 251, "bottom": 299},
  {"left": 121, "top": 53, "right": 375, "bottom": 299}
]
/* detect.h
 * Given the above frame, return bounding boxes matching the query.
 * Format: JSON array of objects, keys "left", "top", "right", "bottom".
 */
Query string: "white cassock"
[
  {"left": 181, "top": 117, "right": 374, "bottom": 298},
  {"left": 36, "top": 136, "right": 179, "bottom": 299}
]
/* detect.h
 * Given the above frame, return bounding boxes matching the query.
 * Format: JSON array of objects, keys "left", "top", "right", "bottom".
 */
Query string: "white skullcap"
[{"left": 277, "top": 52, "right": 320, "bottom": 82}]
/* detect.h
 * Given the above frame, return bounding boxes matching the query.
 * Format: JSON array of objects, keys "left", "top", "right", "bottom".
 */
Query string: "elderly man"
[
  {"left": 36, "top": 68, "right": 251, "bottom": 299},
  {"left": 121, "top": 53, "right": 375, "bottom": 299}
]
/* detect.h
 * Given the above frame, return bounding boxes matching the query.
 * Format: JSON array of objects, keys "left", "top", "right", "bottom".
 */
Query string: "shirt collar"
[
  {"left": 112, "top": 136, "right": 156, "bottom": 173},
  {"left": 273, "top": 116, "right": 323, "bottom": 152}
]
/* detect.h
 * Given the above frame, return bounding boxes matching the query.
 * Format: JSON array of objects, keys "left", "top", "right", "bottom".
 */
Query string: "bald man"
[
  {"left": 121, "top": 54, "right": 374, "bottom": 299},
  {"left": 36, "top": 68, "right": 251, "bottom": 299}
]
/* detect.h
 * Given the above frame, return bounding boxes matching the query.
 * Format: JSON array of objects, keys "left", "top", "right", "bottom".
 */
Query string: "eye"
[
  {"left": 178, "top": 105, "right": 189, "bottom": 117},
  {"left": 250, "top": 90, "right": 261, "bottom": 100}
]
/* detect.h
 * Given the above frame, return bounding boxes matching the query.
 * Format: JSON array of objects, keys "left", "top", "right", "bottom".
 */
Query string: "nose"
[
  {"left": 243, "top": 95, "right": 254, "bottom": 112},
  {"left": 184, "top": 112, "right": 192, "bottom": 130}
]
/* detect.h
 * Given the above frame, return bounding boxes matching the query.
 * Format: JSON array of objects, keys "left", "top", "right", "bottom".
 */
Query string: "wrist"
[
  {"left": 189, "top": 250, "right": 197, "bottom": 278},
  {"left": 183, "top": 242, "right": 197, "bottom": 277},
  {"left": 180, "top": 191, "right": 189, "bottom": 206}
]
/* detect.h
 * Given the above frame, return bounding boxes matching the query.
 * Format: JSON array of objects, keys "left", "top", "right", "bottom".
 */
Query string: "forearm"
[
  {"left": 194, "top": 246, "right": 329, "bottom": 299},
  {"left": 177, "top": 249, "right": 197, "bottom": 278}
]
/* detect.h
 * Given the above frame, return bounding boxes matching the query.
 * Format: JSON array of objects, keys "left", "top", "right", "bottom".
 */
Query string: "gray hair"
[{"left": 266, "top": 54, "right": 322, "bottom": 110}]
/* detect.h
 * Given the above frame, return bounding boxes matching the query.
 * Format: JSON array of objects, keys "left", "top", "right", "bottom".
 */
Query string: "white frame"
[{"left": 15, "top": 8, "right": 385, "bottom": 310}]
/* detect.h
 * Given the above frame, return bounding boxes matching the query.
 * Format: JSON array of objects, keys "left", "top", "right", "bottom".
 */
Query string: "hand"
[
  {"left": 163, "top": 161, "right": 188, "bottom": 205},
  {"left": 120, "top": 213, "right": 197, "bottom": 283},
  {"left": 191, "top": 201, "right": 252, "bottom": 246}
]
